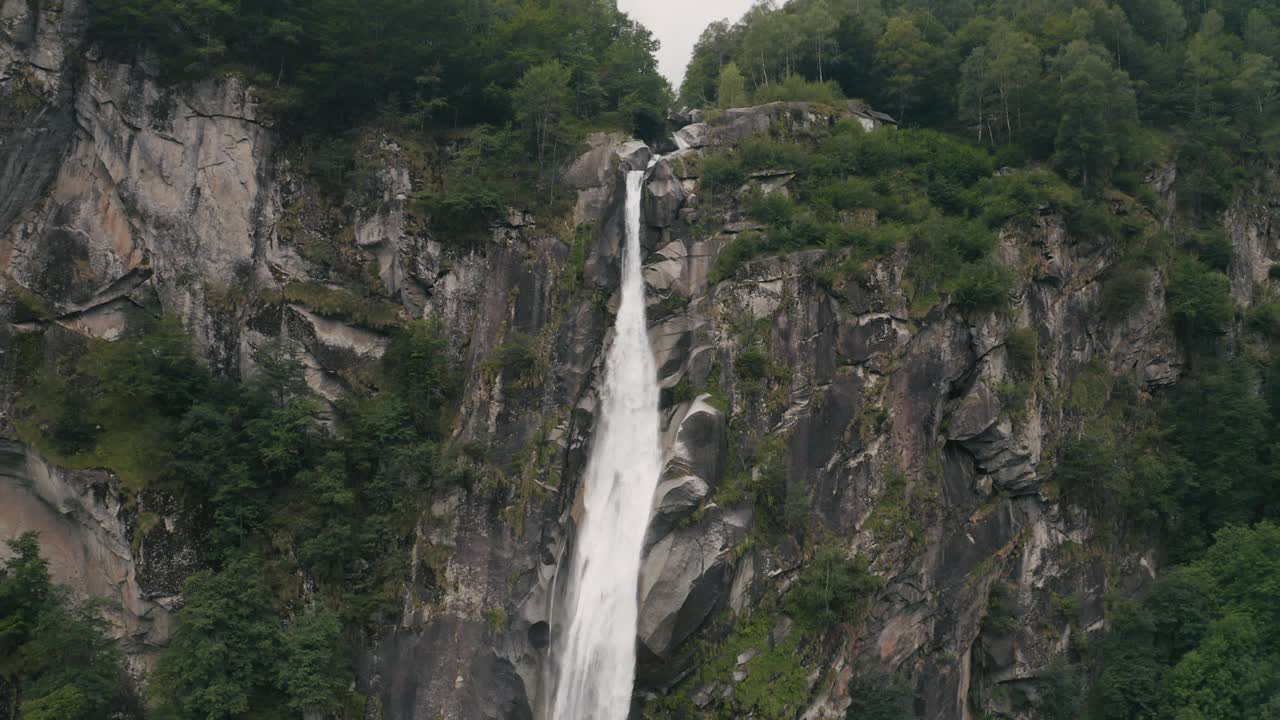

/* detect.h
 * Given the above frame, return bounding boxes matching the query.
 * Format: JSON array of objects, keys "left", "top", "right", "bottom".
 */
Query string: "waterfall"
[{"left": 551, "top": 169, "right": 662, "bottom": 719}]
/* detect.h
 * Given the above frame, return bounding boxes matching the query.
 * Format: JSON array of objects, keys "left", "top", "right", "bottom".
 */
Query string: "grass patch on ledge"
[{"left": 283, "top": 280, "right": 401, "bottom": 329}]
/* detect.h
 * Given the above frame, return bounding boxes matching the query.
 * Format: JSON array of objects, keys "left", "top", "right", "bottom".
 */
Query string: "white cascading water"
[{"left": 551, "top": 169, "right": 662, "bottom": 719}]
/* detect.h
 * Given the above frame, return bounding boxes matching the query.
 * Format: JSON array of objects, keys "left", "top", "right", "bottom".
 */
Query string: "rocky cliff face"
[{"left": 2, "top": 10, "right": 1277, "bottom": 720}]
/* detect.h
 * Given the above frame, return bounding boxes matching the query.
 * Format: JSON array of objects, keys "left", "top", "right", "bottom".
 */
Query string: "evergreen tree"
[
  {"left": 0, "top": 534, "right": 130, "bottom": 720},
  {"left": 1051, "top": 41, "right": 1138, "bottom": 187},
  {"left": 877, "top": 15, "right": 937, "bottom": 120},
  {"left": 277, "top": 607, "right": 348, "bottom": 717}
]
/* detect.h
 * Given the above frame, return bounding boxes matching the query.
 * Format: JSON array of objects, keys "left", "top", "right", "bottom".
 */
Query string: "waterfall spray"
[{"left": 550, "top": 168, "right": 662, "bottom": 719}]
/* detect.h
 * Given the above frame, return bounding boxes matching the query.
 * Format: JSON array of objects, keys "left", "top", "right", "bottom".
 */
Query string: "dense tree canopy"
[
  {"left": 1091, "top": 524, "right": 1280, "bottom": 719},
  {"left": 90, "top": 0, "right": 672, "bottom": 138},
  {"left": 681, "top": 0, "right": 1280, "bottom": 208}
]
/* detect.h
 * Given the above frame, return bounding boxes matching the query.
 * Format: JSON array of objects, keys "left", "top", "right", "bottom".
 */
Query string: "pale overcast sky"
[{"left": 617, "top": 0, "right": 757, "bottom": 88}]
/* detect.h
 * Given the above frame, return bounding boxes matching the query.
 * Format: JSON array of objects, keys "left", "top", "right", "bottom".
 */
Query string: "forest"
[{"left": 1, "top": 0, "right": 1279, "bottom": 717}]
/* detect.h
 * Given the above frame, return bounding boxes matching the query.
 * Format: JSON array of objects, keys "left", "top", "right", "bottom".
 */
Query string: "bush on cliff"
[
  {"left": 787, "top": 546, "right": 880, "bottom": 631},
  {"left": 12, "top": 316, "right": 462, "bottom": 717},
  {"left": 0, "top": 533, "right": 134, "bottom": 720}
]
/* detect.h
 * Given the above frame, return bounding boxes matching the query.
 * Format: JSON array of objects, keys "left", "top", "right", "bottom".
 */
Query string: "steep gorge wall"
[{"left": 2, "top": 8, "right": 1278, "bottom": 720}]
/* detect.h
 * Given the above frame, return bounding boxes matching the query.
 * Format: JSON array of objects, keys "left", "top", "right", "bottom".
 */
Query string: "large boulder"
[
  {"left": 664, "top": 397, "right": 728, "bottom": 489},
  {"left": 637, "top": 507, "right": 750, "bottom": 657},
  {"left": 636, "top": 396, "right": 736, "bottom": 657},
  {"left": 647, "top": 475, "right": 711, "bottom": 542},
  {"left": 673, "top": 123, "right": 713, "bottom": 149},
  {"left": 643, "top": 157, "right": 686, "bottom": 228},
  {"left": 615, "top": 140, "right": 652, "bottom": 172}
]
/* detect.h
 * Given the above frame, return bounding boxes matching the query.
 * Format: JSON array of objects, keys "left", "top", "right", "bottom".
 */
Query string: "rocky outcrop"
[
  {"left": 676, "top": 100, "right": 893, "bottom": 151},
  {"left": 637, "top": 396, "right": 737, "bottom": 658},
  {"left": 0, "top": 439, "right": 175, "bottom": 674},
  {"left": 0, "top": 0, "right": 88, "bottom": 236},
  {"left": 3, "top": 54, "right": 274, "bottom": 372},
  {"left": 1224, "top": 189, "right": 1280, "bottom": 305}
]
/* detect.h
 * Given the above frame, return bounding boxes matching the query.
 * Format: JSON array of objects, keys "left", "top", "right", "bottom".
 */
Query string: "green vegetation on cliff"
[
  {"left": 88, "top": 0, "right": 673, "bottom": 234},
  {"left": 685, "top": 0, "right": 1277, "bottom": 210},
  {"left": 703, "top": 123, "right": 1077, "bottom": 314},
  {"left": 682, "top": 1, "right": 1280, "bottom": 714},
  {"left": 11, "top": 316, "right": 460, "bottom": 719},
  {"left": 0, "top": 534, "right": 134, "bottom": 720},
  {"left": 90, "top": 0, "right": 670, "bottom": 139},
  {"left": 4, "top": 0, "right": 1278, "bottom": 716},
  {"left": 1090, "top": 523, "right": 1280, "bottom": 719}
]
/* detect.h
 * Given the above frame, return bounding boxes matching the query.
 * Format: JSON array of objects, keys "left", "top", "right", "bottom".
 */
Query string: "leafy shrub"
[
  {"left": 277, "top": 607, "right": 348, "bottom": 716},
  {"left": 701, "top": 153, "right": 746, "bottom": 191},
  {"left": 1067, "top": 200, "right": 1122, "bottom": 239},
  {"left": 1068, "top": 361, "right": 1114, "bottom": 417},
  {"left": 750, "top": 436, "right": 804, "bottom": 537},
  {"left": 734, "top": 347, "right": 772, "bottom": 381},
  {"left": 0, "top": 534, "right": 132, "bottom": 720},
  {"left": 1055, "top": 431, "right": 1118, "bottom": 514},
  {"left": 972, "top": 169, "right": 1079, "bottom": 228},
  {"left": 9, "top": 283, "right": 54, "bottom": 322},
  {"left": 906, "top": 215, "right": 993, "bottom": 292},
  {"left": 981, "top": 581, "right": 1019, "bottom": 635},
  {"left": 737, "top": 136, "right": 820, "bottom": 174},
  {"left": 864, "top": 469, "right": 923, "bottom": 547},
  {"left": 151, "top": 557, "right": 282, "bottom": 717},
  {"left": 1247, "top": 302, "right": 1280, "bottom": 337},
  {"left": 1166, "top": 257, "right": 1233, "bottom": 343},
  {"left": 383, "top": 320, "right": 458, "bottom": 436},
  {"left": 422, "top": 178, "right": 507, "bottom": 231},
  {"left": 1005, "top": 328, "right": 1039, "bottom": 378},
  {"left": 1037, "top": 660, "right": 1088, "bottom": 720},
  {"left": 1183, "top": 228, "right": 1233, "bottom": 272},
  {"left": 486, "top": 332, "right": 543, "bottom": 389},
  {"left": 752, "top": 74, "right": 845, "bottom": 104},
  {"left": 710, "top": 231, "right": 766, "bottom": 283},
  {"left": 664, "top": 611, "right": 809, "bottom": 718},
  {"left": 407, "top": 124, "right": 540, "bottom": 233},
  {"left": 87, "top": 318, "right": 210, "bottom": 417},
  {"left": 952, "top": 262, "right": 1013, "bottom": 313},
  {"left": 47, "top": 384, "right": 96, "bottom": 455},
  {"left": 1099, "top": 265, "right": 1152, "bottom": 322},
  {"left": 787, "top": 546, "right": 880, "bottom": 631},
  {"left": 811, "top": 176, "right": 882, "bottom": 213},
  {"left": 745, "top": 191, "right": 796, "bottom": 226}
]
